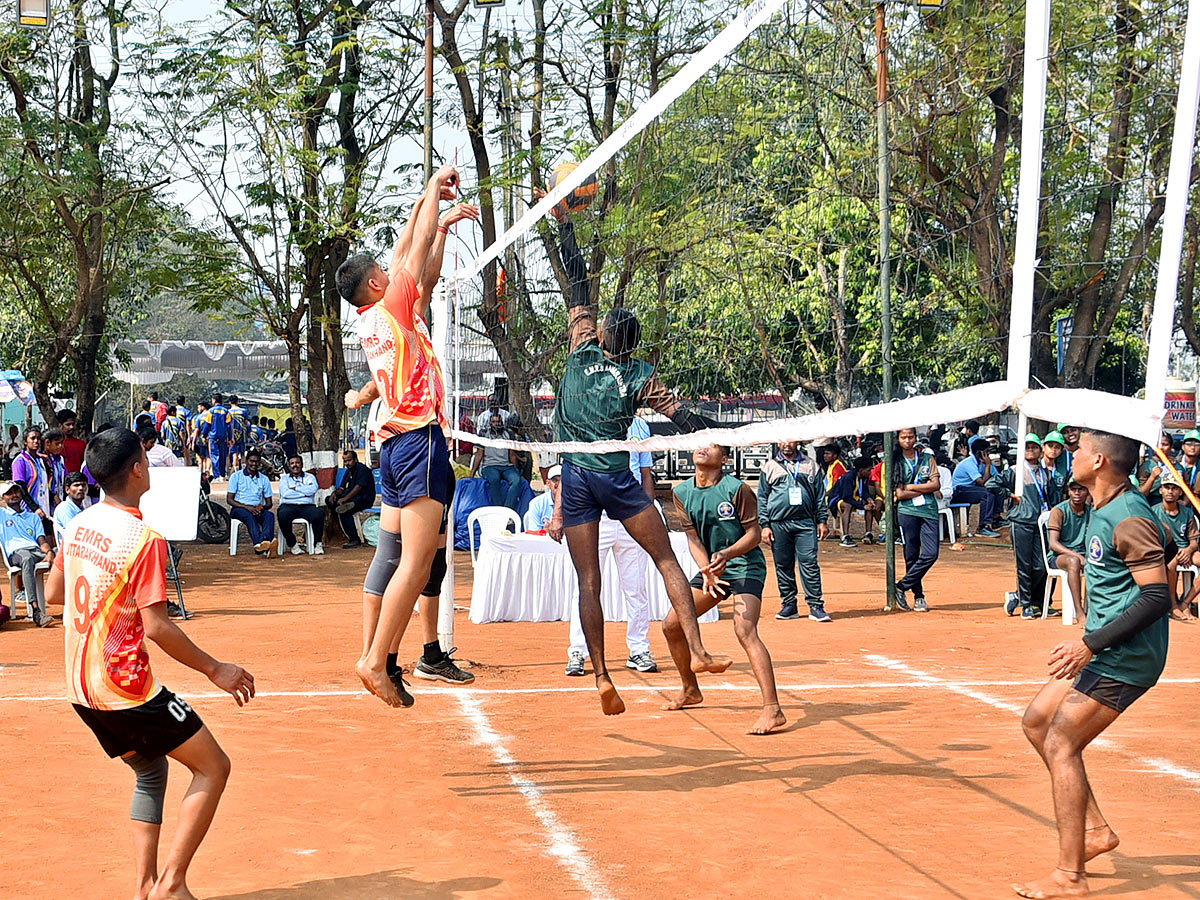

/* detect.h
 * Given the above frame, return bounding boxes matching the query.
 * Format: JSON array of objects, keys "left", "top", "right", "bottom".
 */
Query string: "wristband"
[{"left": 437, "top": 225, "right": 449, "bottom": 234}]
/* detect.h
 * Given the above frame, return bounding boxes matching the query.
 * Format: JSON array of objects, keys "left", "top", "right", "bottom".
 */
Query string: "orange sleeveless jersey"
[
  {"left": 57, "top": 502, "right": 169, "bottom": 711},
  {"left": 355, "top": 270, "right": 447, "bottom": 440}
]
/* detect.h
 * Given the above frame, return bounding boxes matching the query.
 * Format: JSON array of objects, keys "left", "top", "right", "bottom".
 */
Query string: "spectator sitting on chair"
[
  {"left": 0, "top": 480, "right": 55, "bottom": 626},
  {"left": 1047, "top": 478, "right": 1092, "bottom": 624},
  {"left": 470, "top": 412, "right": 522, "bottom": 511},
  {"left": 278, "top": 455, "right": 325, "bottom": 556},
  {"left": 828, "top": 456, "right": 880, "bottom": 548},
  {"left": 526, "top": 465, "right": 561, "bottom": 531},
  {"left": 1151, "top": 472, "right": 1198, "bottom": 620},
  {"left": 325, "top": 449, "right": 375, "bottom": 549},
  {"left": 951, "top": 436, "right": 1001, "bottom": 537},
  {"left": 137, "top": 424, "right": 181, "bottom": 468},
  {"left": 53, "top": 472, "right": 91, "bottom": 544},
  {"left": 228, "top": 449, "right": 276, "bottom": 555}
]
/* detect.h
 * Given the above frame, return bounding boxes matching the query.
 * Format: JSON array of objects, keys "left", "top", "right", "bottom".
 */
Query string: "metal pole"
[
  {"left": 876, "top": 4, "right": 896, "bottom": 610},
  {"left": 424, "top": 0, "right": 434, "bottom": 183}
]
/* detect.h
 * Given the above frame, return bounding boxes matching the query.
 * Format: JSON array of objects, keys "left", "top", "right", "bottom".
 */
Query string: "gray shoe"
[
  {"left": 839, "top": 536, "right": 857, "bottom": 548},
  {"left": 415, "top": 651, "right": 476, "bottom": 684},
  {"left": 914, "top": 597, "right": 929, "bottom": 612},
  {"left": 977, "top": 527, "right": 1001, "bottom": 538},
  {"left": 808, "top": 606, "right": 832, "bottom": 623},
  {"left": 625, "top": 651, "right": 658, "bottom": 673},
  {"left": 565, "top": 650, "right": 586, "bottom": 677}
]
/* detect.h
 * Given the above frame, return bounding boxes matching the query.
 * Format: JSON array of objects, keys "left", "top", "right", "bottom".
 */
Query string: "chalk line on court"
[
  {"left": 456, "top": 693, "right": 616, "bottom": 900},
  {"left": 863, "top": 653, "right": 1200, "bottom": 790}
]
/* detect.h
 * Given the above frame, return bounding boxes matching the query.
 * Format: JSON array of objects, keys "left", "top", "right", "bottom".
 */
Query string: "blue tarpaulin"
[{"left": 453, "top": 476, "right": 536, "bottom": 550}]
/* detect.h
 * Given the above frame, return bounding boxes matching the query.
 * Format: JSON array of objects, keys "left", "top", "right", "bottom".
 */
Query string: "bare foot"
[
  {"left": 1085, "top": 825, "right": 1119, "bottom": 861},
  {"left": 1012, "top": 869, "right": 1089, "bottom": 899},
  {"left": 661, "top": 686, "right": 703, "bottom": 710},
  {"left": 356, "top": 658, "right": 405, "bottom": 708},
  {"left": 596, "top": 674, "right": 626, "bottom": 716},
  {"left": 149, "top": 880, "right": 199, "bottom": 900},
  {"left": 690, "top": 653, "right": 732, "bottom": 675},
  {"left": 747, "top": 706, "right": 787, "bottom": 735}
]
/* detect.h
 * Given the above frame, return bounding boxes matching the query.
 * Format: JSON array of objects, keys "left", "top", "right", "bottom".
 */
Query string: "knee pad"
[
  {"left": 364, "top": 528, "right": 402, "bottom": 596},
  {"left": 422, "top": 544, "right": 448, "bottom": 597},
  {"left": 122, "top": 752, "right": 168, "bottom": 825}
]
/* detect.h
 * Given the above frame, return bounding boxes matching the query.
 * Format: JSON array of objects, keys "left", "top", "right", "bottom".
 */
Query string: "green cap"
[
  {"left": 1185, "top": 430, "right": 1200, "bottom": 443},
  {"left": 1025, "top": 432, "right": 1042, "bottom": 447},
  {"left": 1044, "top": 430, "right": 1065, "bottom": 446}
]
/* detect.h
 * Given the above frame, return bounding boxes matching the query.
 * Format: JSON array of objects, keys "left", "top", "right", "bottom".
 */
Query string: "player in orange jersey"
[
  {"left": 338, "top": 164, "right": 471, "bottom": 707},
  {"left": 47, "top": 428, "right": 255, "bottom": 900}
]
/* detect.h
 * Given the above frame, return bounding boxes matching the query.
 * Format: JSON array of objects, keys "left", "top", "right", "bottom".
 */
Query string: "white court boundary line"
[
  {"left": 863, "top": 653, "right": 1200, "bottom": 790},
  {"left": 4, "top": 676, "right": 1200, "bottom": 703},
  {"left": 457, "top": 693, "right": 616, "bottom": 900}
]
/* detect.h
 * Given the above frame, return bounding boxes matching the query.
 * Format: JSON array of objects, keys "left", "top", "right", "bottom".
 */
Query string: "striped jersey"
[
  {"left": 356, "top": 270, "right": 447, "bottom": 440},
  {"left": 57, "top": 502, "right": 169, "bottom": 710}
]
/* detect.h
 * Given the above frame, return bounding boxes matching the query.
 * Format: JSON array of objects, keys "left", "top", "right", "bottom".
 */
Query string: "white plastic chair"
[
  {"left": 939, "top": 506, "right": 956, "bottom": 543},
  {"left": 467, "top": 506, "right": 521, "bottom": 565},
  {"left": 280, "top": 519, "right": 317, "bottom": 558},
  {"left": 229, "top": 519, "right": 283, "bottom": 557},
  {"left": 1, "top": 543, "right": 50, "bottom": 620},
  {"left": 1037, "top": 510, "right": 1076, "bottom": 626}
]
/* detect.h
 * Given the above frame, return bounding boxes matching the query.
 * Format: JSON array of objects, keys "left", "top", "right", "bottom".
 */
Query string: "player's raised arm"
[
  {"left": 345, "top": 378, "right": 380, "bottom": 412},
  {"left": 402, "top": 165, "right": 457, "bottom": 286},
  {"left": 416, "top": 202, "right": 480, "bottom": 319}
]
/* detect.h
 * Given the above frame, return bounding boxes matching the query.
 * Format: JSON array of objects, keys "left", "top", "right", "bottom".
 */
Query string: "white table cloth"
[{"left": 469, "top": 531, "right": 722, "bottom": 625}]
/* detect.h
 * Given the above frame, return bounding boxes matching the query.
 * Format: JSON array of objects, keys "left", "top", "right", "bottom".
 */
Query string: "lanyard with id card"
[
  {"left": 905, "top": 454, "right": 927, "bottom": 506},
  {"left": 784, "top": 460, "right": 805, "bottom": 506}
]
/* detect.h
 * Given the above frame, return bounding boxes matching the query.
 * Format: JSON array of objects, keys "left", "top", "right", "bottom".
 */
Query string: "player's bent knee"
[
  {"left": 122, "top": 752, "right": 169, "bottom": 824},
  {"left": 422, "top": 544, "right": 448, "bottom": 597},
  {"left": 364, "top": 528, "right": 402, "bottom": 596}
]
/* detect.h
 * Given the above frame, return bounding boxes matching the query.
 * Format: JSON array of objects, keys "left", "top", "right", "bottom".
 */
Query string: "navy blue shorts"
[
  {"left": 560, "top": 460, "right": 653, "bottom": 527},
  {"left": 380, "top": 424, "right": 452, "bottom": 509}
]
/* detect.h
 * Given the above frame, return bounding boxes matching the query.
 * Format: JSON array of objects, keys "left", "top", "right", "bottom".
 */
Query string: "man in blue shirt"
[
  {"left": 325, "top": 449, "right": 376, "bottom": 549},
  {"left": 951, "top": 436, "right": 1001, "bottom": 537},
  {"left": 0, "top": 480, "right": 55, "bottom": 626},
  {"left": 53, "top": 472, "right": 90, "bottom": 545},
  {"left": 526, "top": 465, "right": 561, "bottom": 531},
  {"left": 277, "top": 455, "right": 325, "bottom": 555},
  {"left": 228, "top": 395, "right": 249, "bottom": 470},
  {"left": 227, "top": 449, "right": 276, "bottom": 554},
  {"left": 196, "top": 395, "right": 233, "bottom": 479}
]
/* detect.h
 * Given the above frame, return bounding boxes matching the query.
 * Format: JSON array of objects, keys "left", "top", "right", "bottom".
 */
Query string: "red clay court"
[{"left": 3, "top": 539, "right": 1198, "bottom": 900}]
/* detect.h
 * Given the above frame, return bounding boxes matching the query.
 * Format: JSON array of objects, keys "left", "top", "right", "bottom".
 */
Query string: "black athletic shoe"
[
  {"left": 342, "top": 539, "right": 363, "bottom": 549},
  {"left": 167, "top": 602, "right": 184, "bottom": 618},
  {"left": 415, "top": 653, "right": 476, "bottom": 684},
  {"left": 893, "top": 589, "right": 911, "bottom": 612},
  {"left": 388, "top": 670, "right": 415, "bottom": 706},
  {"left": 775, "top": 603, "right": 801, "bottom": 620},
  {"left": 1021, "top": 606, "right": 1040, "bottom": 619},
  {"left": 1005, "top": 591, "right": 1020, "bottom": 616}
]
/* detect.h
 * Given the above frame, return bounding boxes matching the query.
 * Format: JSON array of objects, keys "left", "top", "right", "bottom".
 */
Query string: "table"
[{"left": 469, "top": 531, "right": 722, "bottom": 625}]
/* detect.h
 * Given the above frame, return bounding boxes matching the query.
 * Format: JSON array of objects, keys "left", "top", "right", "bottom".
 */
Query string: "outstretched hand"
[
  {"left": 440, "top": 203, "right": 480, "bottom": 229},
  {"left": 210, "top": 661, "right": 256, "bottom": 706}
]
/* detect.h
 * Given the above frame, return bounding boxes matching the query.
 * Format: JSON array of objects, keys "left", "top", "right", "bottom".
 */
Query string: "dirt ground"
[{"left": 2, "top": 532, "right": 1199, "bottom": 900}]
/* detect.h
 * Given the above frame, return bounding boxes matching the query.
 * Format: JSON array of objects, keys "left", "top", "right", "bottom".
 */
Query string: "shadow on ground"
[{"left": 210, "top": 871, "right": 502, "bottom": 900}]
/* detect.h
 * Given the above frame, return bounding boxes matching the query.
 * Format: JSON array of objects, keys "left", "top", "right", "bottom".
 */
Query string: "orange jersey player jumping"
[
  {"left": 47, "top": 427, "right": 255, "bottom": 900},
  {"left": 339, "top": 164, "right": 478, "bottom": 708}
]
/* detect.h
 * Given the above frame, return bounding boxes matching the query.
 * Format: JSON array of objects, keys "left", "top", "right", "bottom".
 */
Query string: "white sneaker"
[
  {"left": 312, "top": 542, "right": 325, "bottom": 556},
  {"left": 291, "top": 543, "right": 305, "bottom": 555}
]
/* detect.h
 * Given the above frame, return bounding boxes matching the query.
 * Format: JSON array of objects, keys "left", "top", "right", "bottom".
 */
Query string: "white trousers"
[{"left": 568, "top": 513, "right": 652, "bottom": 656}]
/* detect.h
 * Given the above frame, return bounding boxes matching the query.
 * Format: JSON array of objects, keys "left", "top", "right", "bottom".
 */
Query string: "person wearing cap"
[
  {"left": 994, "top": 434, "right": 1065, "bottom": 618},
  {"left": 1057, "top": 423, "right": 1082, "bottom": 461},
  {"left": 1046, "top": 479, "right": 1092, "bottom": 623},
  {"left": 1175, "top": 429, "right": 1200, "bottom": 507},
  {"left": 1138, "top": 431, "right": 1177, "bottom": 507},
  {"left": 526, "top": 465, "right": 562, "bottom": 531},
  {"left": 1043, "top": 431, "right": 1070, "bottom": 483},
  {"left": 1151, "top": 471, "right": 1199, "bottom": 620},
  {"left": 0, "top": 480, "right": 55, "bottom": 626},
  {"left": 951, "top": 435, "right": 1001, "bottom": 537},
  {"left": 564, "top": 416, "right": 661, "bottom": 676}
]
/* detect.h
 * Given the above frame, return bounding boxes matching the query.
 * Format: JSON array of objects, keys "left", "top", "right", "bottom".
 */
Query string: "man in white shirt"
[
  {"left": 137, "top": 425, "right": 182, "bottom": 467},
  {"left": 526, "top": 465, "right": 561, "bottom": 530},
  {"left": 277, "top": 455, "right": 325, "bottom": 555},
  {"left": 565, "top": 415, "right": 659, "bottom": 676},
  {"left": 53, "top": 472, "right": 91, "bottom": 545}
]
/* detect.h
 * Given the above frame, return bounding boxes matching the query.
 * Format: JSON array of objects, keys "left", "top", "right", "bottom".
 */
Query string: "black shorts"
[
  {"left": 1074, "top": 669, "right": 1151, "bottom": 712},
  {"left": 74, "top": 688, "right": 204, "bottom": 759},
  {"left": 688, "top": 573, "right": 764, "bottom": 600}
]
